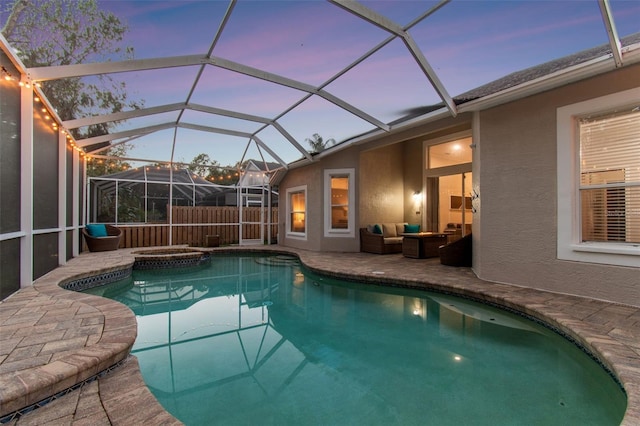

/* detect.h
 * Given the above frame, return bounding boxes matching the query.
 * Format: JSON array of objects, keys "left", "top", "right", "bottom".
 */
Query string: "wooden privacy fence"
[{"left": 114, "top": 206, "right": 278, "bottom": 249}]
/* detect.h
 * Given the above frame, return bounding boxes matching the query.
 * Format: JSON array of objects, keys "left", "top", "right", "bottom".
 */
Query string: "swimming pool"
[{"left": 86, "top": 253, "right": 626, "bottom": 425}]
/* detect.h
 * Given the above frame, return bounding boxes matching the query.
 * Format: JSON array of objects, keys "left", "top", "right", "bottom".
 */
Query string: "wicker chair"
[
  {"left": 82, "top": 225, "right": 122, "bottom": 252},
  {"left": 359, "top": 228, "right": 403, "bottom": 254},
  {"left": 439, "top": 233, "right": 472, "bottom": 267}
]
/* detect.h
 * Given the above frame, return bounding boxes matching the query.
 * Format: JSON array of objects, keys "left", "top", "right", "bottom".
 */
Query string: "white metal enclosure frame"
[{"left": 15, "top": 0, "right": 627, "bottom": 173}]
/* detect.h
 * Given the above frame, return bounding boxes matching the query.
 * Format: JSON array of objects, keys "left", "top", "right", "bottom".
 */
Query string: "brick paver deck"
[{"left": 1, "top": 246, "right": 638, "bottom": 425}]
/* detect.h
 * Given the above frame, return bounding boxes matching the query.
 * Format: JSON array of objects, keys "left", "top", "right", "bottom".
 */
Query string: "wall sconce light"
[{"left": 412, "top": 191, "right": 422, "bottom": 215}]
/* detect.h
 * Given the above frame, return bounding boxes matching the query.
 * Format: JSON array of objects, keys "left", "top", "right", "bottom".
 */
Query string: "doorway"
[
  {"left": 427, "top": 173, "right": 472, "bottom": 241},
  {"left": 239, "top": 187, "right": 264, "bottom": 246},
  {"left": 425, "top": 134, "right": 473, "bottom": 241}
]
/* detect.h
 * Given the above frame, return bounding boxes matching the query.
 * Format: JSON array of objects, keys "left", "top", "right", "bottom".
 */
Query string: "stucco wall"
[
  {"left": 402, "top": 139, "right": 424, "bottom": 226},
  {"left": 359, "top": 143, "right": 405, "bottom": 226},
  {"left": 279, "top": 141, "right": 411, "bottom": 252},
  {"left": 319, "top": 146, "right": 361, "bottom": 252},
  {"left": 476, "top": 64, "right": 640, "bottom": 305},
  {"left": 279, "top": 146, "right": 361, "bottom": 252},
  {"left": 278, "top": 163, "right": 323, "bottom": 251}
]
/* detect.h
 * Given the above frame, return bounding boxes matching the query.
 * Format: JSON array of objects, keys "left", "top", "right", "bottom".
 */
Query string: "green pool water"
[{"left": 85, "top": 253, "right": 626, "bottom": 425}]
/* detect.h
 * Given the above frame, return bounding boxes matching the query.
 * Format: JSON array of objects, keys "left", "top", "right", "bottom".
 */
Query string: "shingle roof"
[
  {"left": 394, "top": 32, "right": 640, "bottom": 120},
  {"left": 455, "top": 32, "right": 640, "bottom": 103}
]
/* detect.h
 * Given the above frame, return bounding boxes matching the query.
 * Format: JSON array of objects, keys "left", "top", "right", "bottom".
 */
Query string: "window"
[
  {"left": 428, "top": 135, "right": 472, "bottom": 169},
  {"left": 424, "top": 131, "right": 473, "bottom": 235},
  {"left": 324, "top": 169, "right": 355, "bottom": 237},
  {"left": 557, "top": 88, "right": 640, "bottom": 267},
  {"left": 286, "top": 186, "right": 306, "bottom": 238}
]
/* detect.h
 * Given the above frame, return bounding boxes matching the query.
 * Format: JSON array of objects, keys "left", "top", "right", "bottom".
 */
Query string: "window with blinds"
[
  {"left": 330, "top": 175, "right": 349, "bottom": 229},
  {"left": 288, "top": 188, "right": 306, "bottom": 234},
  {"left": 323, "top": 168, "right": 355, "bottom": 237},
  {"left": 579, "top": 106, "right": 640, "bottom": 244}
]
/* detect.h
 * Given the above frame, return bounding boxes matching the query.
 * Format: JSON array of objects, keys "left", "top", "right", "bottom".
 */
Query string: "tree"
[
  {"left": 305, "top": 133, "right": 336, "bottom": 153},
  {"left": 187, "top": 153, "right": 239, "bottom": 185},
  {"left": 187, "top": 153, "right": 215, "bottom": 177},
  {"left": 1, "top": 0, "right": 143, "bottom": 141},
  {"left": 86, "top": 144, "right": 132, "bottom": 177}
]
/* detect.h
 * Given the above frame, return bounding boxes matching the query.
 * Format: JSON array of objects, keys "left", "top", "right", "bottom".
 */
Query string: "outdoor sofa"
[{"left": 360, "top": 222, "right": 418, "bottom": 254}]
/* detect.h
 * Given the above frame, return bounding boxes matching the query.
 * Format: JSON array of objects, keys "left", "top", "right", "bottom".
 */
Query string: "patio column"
[
  {"left": 20, "top": 79, "right": 33, "bottom": 287},
  {"left": 58, "top": 129, "right": 66, "bottom": 264},
  {"left": 72, "top": 149, "right": 80, "bottom": 256}
]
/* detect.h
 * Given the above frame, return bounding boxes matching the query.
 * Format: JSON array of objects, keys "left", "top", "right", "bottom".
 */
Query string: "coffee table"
[{"left": 401, "top": 233, "right": 448, "bottom": 258}]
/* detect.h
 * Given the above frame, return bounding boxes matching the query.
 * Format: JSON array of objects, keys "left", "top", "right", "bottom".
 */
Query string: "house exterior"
[{"left": 277, "top": 39, "right": 640, "bottom": 306}]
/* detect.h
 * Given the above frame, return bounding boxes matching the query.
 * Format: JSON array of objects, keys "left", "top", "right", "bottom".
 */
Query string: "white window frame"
[
  {"left": 286, "top": 185, "right": 307, "bottom": 240},
  {"left": 557, "top": 88, "right": 640, "bottom": 267},
  {"left": 324, "top": 168, "right": 355, "bottom": 238}
]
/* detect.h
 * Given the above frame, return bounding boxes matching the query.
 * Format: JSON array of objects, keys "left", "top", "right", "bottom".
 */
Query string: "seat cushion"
[
  {"left": 86, "top": 223, "right": 107, "bottom": 237},
  {"left": 383, "top": 237, "right": 403, "bottom": 245}
]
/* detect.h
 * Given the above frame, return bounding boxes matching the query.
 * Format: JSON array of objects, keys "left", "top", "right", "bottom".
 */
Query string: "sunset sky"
[{"left": 5, "top": 1, "right": 639, "bottom": 167}]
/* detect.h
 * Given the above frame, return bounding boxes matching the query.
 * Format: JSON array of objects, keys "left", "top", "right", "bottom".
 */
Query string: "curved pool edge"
[
  {"left": 0, "top": 246, "right": 637, "bottom": 425},
  {"left": 285, "top": 247, "right": 640, "bottom": 426},
  {"left": 0, "top": 248, "right": 181, "bottom": 425}
]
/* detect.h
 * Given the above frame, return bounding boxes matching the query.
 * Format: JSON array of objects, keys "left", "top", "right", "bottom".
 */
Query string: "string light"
[
  {"left": 1, "top": 66, "right": 15, "bottom": 81},
  {"left": 3, "top": 69, "right": 83, "bottom": 157},
  {"left": 1, "top": 67, "right": 39, "bottom": 88}
]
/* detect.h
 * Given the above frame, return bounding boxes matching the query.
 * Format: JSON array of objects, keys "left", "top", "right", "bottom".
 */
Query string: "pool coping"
[{"left": 0, "top": 246, "right": 638, "bottom": 424}]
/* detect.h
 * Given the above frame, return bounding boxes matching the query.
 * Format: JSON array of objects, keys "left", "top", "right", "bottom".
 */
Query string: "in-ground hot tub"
[{"left": 132, "top": 247, "right": 211, "bottom": 270}]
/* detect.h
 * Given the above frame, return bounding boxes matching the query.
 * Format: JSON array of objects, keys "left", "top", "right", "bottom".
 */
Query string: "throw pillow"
[
  {"left": 372, "top": 224, "right": 383, "bottom": 235},
  {"left": 404, "top": 224, "right": 420, "bottom": 233},
  {"left": 396, "top": 223, "right": 408, "bottom": 236},
  {"left": 382, "top": 223, "right": 397, "bottom": 237},
  {"left": 86, "top": 223, "right": 107, "bottom": 237}
]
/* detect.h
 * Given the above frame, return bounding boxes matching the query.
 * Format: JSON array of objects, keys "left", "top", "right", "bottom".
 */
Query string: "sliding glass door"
[
  {"left": 425, "top": 135, "right": 473, "bottom": 241},
  {"left": 427, "top": 173, "right": 472, "bottom": 241}
]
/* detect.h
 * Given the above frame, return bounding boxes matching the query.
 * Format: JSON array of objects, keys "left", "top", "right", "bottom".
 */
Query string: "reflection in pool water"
[{"left": 86, "top": 254, "right": 626, "bottom": 425}]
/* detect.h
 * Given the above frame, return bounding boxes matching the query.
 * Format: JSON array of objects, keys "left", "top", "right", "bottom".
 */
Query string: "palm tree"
[{"left": 305, "top": 133, "right": 336, "bottom": 153}]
